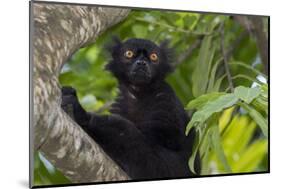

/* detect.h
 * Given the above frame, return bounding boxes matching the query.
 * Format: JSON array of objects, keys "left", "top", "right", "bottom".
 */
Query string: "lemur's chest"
[{"left": 111, "top": 92, "right": 155, "bottom": 123}]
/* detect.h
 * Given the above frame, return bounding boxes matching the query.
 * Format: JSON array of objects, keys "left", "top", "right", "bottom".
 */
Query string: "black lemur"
[{"left": 61, "top": 38, "right": 200, "bottom": 180}]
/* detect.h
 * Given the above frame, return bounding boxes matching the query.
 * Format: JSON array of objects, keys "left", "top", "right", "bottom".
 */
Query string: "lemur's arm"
[{"left": 61, "top": 86, "right": 172, "bottom": 179}]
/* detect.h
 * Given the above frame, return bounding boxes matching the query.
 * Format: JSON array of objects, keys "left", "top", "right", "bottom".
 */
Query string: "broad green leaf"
[
  {"left": 234, "top": 86, "right": 261, "bottom": 104},
  {"left": 239, "top": 102, "right": 268, "bottom": 137},
  {"left": 186, "top": 93, "right": 238, "bottom": 135},
  {"left": 191, "top": 35, "right": 215, "bottom": 97},
  {"left": 186, "top": 92, "right": 226, "bottom": 110}
]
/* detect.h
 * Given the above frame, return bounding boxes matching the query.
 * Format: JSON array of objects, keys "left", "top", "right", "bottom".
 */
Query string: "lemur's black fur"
[{"left": 61, "top": 38, "right": 200, "bottom": 180}]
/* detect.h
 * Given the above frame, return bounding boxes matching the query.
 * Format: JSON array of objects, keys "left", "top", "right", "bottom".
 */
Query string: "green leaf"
[
  {"left": 186, "top": 93, "right": 238, "bottom": 135},
  {"left": 232, "top": 74, "right": 264, "bottom": 86},
  {"left": 252, "top": 97, "right": 268, "bottom": 115},
  {"left": 191, "top": 35, "right": 215, "bottom": 97},
  {"left": 188, "top": 131, "right": 200, "bottom": 174},
  {"left": 186, "top": 92, "right": 226, "bottom": 110},
  {"left": 239, "top": 102, "right": 268, "bottom": 137},
  {"left": 229, "top": 61, "right": 267, "bottom": 79},
  {"left": 221, "top": 116, "right": 257, "bottom": 159},
  {"left": 213, "top": 74, "right": 226, "bottom": 92},
  {"left": 207, "top": 58, "right": 222, "bottom": 92},
  {"left": 232, "top": 140, "right": 268, "bottom": 172},
  {"left": 188, "top": 122, "right": 210, "bottom": 174},
  {"left": 234, "top": 86, "right": 261, "bottom": 104},
  {"left": 200, "top": 135, "right": 211, "bottom": 175},
  {"left": 210, "top": 124, "right": 232, "bottom": 173}
]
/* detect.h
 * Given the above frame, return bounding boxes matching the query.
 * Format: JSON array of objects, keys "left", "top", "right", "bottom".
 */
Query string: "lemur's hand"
[{"left": 61, "top": 86, "right": 89, "bottom": 126}]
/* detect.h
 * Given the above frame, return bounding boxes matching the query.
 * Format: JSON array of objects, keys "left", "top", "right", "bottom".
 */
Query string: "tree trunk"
[{"left": 31, "top": 2, "right": 130, "bottom": 184}]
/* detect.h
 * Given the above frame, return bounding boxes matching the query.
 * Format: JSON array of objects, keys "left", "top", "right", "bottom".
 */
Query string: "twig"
[
  {"left": 219, "top": 22, "right": 234, "bottom": 93},
  {"left": 248, "top": 16, "right": 269, "bottom": 76},
  {"left": 226, "top": 30, "right": 248, "bottom": 58},
  {"left": 176, "top": 30, "right": 248, "bottom": 68},
  {"left": 234, "top": 16, "right": 268, "bottom": 76},
  {"left": 175, "top": 38, "right": 202, "bottom": 66},
  {"left": 135, "top": 17, "right": 215, "bottom": 36}
]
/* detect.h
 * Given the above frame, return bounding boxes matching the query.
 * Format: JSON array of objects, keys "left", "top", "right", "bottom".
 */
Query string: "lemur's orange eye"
[
  {"left": 124, "top": 50, "right": 134, "bottom": 58},
  {"left": 150, "top": 53, "right": 158, "bottom": 62}
]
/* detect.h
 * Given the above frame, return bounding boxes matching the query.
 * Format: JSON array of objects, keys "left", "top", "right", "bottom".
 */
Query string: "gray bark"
[{"left": 31, "top": 2, "right": 130, "bottom": 184}]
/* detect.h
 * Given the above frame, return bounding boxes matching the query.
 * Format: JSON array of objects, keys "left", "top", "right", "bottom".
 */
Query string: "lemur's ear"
[
  {"left": 111, "top": 36, "right": 122, "bottom": 47},
  {"left": 105, "top": 36, "right": 122, "bottom": 56},
  {"left": 104, "top": 36, "right": 123, "bottom": 72},
  {"left": 159, "top": 39, "right": 175, "bottom": 66},
  {"left": 159, "top": 39, "right": 170, "bottom": 49}
]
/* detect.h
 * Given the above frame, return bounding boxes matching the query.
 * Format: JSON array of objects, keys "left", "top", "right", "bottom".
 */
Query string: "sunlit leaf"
[
  {"left": 186, "top": 92, "right": 226, "bottom": 110},
  {"left": 232, "top": 140, "right": 268, "bottom": 172},
  {"left": 234, "top": 86, "right": 261, "bottom": 104},
  {"left": 218, "top": 107, "right": 234, "bottom": 132},
  {"left": 186, "top": 93, "right": 238, "bottom": 135},
  {"left": 192, "top": 35, "right": 215, "bottom": 97}
]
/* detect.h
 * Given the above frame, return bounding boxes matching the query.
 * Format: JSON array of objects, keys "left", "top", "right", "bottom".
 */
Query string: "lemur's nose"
[{"left": 136, "top": 60, "right": 147, "bottom": 66}]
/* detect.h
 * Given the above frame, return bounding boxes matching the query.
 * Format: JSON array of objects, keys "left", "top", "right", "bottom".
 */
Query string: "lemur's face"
[{"left": 107, "top": 38, "right": 172, "bottom": 86}]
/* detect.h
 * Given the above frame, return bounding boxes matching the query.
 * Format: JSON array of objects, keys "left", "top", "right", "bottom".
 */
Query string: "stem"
[
  {"left": 135, "top": 17, "right": 216, "bottom": 36},
  {"left": 248, "top": 17, "right": 269, "bottom": 76},
  {"left": 219, "top": 22, "right": 234, "bottom": 93},
  {"left": 175, "top": 38, "right": 202, "bottom": 66}
]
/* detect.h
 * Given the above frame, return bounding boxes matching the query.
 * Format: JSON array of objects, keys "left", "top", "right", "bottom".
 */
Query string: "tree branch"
[
  {"left": 175, "top": 38, "right": 202, "bottom": 66},
  {"left": 31, "top": 2, "right": 131, "bottom": 184}
]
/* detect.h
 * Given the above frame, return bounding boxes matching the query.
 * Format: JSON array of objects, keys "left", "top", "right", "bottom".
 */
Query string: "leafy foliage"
[
  {"left": 34, "top": 152, "right": 70, "bottom": 185},
  {"left": 34, "top": 8, "right": 268, "bottom": 184},
  {"left": 186, "top": 85, "right": 268, "bottom": 173}
]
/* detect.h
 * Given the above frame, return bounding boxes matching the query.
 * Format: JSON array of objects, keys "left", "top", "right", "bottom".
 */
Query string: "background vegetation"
[{"left": 34, "top": 9, "right": 268, "bottom": 185}]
